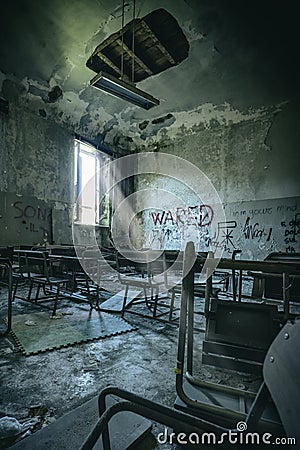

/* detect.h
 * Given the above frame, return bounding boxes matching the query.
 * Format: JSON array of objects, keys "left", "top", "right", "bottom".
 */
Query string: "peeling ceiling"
[{"left": 0, "top": 0, "right": 299, "bottom": 149}]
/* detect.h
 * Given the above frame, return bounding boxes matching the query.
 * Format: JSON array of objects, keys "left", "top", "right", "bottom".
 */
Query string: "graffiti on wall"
[
  {"left": 13, "top": 200, "right": 51, "bottom": 237},
  {"left": 0, "top": 192, "right": 52, "bottom": 246},
  {"left": 145, "top": 197, "right": 300, "bottom": 260},
  {"left": 281, "top": 212, "right": 300, "bottom": 253}
]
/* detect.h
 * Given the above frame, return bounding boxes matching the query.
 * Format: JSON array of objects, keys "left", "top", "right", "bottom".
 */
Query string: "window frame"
[{"left": 74, "top": 139, "right": 111, "bottom": 227}]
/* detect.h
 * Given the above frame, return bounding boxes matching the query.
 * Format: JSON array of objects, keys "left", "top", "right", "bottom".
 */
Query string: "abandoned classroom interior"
[{"left": 0, "top": 0, "right": 300, "bottom": 449}]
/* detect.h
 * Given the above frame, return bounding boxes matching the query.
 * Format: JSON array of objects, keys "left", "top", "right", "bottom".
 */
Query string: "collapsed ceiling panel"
[{"left": 86, "top": 8, "right": 189, "bottom": 83}]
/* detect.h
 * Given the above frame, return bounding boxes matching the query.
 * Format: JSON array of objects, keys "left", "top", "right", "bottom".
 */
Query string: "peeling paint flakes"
[
  {"left": 172, "top": 102, "right": 275, "bottom": 132},
  {"left": 125, "top": 102, "right": 287, "bottom": 147},
  {"left": 182, "top": 20, "right": 206, "bottom": 43}
]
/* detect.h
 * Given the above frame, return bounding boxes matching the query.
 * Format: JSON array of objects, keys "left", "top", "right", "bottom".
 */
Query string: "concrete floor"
[{"left": 0, "top": 278, "right": 255, "bottom": 449}]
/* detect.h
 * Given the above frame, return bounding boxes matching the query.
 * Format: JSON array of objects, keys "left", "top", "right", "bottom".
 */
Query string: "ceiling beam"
[
  {"left": 139, "top": 21, "right": 176, "bottom": 65},
  {"left": 115, "top": 39, "right": 153, "bottom": 76},
  {"left": 94, "top": 51, "right": 122, "bottom": 77}
]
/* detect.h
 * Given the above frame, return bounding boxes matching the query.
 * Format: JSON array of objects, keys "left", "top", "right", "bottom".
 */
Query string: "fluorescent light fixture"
[{"left": 90, "top": 71, "right": 159, "bottom": 110}]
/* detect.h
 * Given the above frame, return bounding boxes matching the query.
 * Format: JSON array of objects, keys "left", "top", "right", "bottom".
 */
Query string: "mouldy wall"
[
  {"left": 0, "top": 102, "right": 74, "bottom": 245},
  {"left": 133, "top": 99, "right": 300, "bottom": 256},
  {"left": 136, "top": 100, "right": 300, "bottom": 203}
]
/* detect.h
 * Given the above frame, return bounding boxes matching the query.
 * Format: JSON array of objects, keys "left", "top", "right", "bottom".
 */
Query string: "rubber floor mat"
[{"left": 8, "top": 310, "right": 136, "bottom": 355}]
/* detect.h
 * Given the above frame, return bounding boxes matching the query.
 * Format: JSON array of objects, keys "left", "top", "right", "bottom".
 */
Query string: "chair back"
[
  {"left": 263, "top": 253, "right": 300, "bottom": 302},
  {"left": 19, "top": 250, "right": 49, "bottom": 279},
  {"left": 82, "top": 248, "right": 101, "bottom": 277},
  {"left": 116, "top": 250, "right": 148, "bottom": 282},
  {"left": 50, "top": 246, "right": 77, "bottom": 256},
  {"left": 263, "top": 317, "right": 300, "bottom": 442},
  {"left": 0, "top": 246, "right": 14, "bottom": 263}
]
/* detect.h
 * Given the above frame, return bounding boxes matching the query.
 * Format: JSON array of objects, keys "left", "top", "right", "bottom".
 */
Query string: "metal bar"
[
  {"left": 176, "top": 242, "right": 195, "bottom": 398},
  {"left": 231, "top": 250, "right": 241, "bottom": 301},
  {"left": 246, "top": 382, "right": 270, "bottom": 430},
  {"left": 204, "top": 274, "right": 212, "bottom": 318},
  {"left": 283, "top": 272, "right": 290, "bottom": 322},
  {"left": 85, "top": 400, "right": 226, "bottom": 450},
  {"left": 79, "top": 385, "right": 228, "bottom": 450},
  {"left": 114, "top": 307, "right": 205, "bottom": 331},
  {"left": 204, "top": 251, "right": 214, "bottom": 318},
  {"left": 0, "top": 261, "right": 13, "bottom": 335},
  {"left": 121, "top": 0, "right": 125, "bottom": 78},
  {"left": 196, "top": 257, "right": 300, "bottom": 274},
  {"left": 232, "top": 270, "right": 237, "bottom": 301},
  {"left": 239, "top": 395, "right": 246, "bottom": 414},
  {"left": 187, "top": 266, "right": 195, "bottom": 374},
  {"left": 131, "top": 0, "right": 135, "bottom": 82},
  {"left": 185, "top": 372, "right": 257, "bottom": 398},
  {"left": 175, "top": 245, "right": 249, "bottom": 418},
  {"left": 238, "top": 269, "right": 243, "bottom": 302},
  {"left": 7, "top": 262, "right": 12, "bottom": 333},
  {"left": 202, "top": 340, "right": 265, "bottom": 362},
  {"left": 202, "top": 353, "right": 263, "bottom": 375}
]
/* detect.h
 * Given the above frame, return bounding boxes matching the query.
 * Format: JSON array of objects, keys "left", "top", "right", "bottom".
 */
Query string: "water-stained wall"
[
  {"left": 0, "top": 1, "right": 299, "bottom": 254},
  {"left": 144, "top": 196, "right": 300, "bottom": 260},
  {"left": 0, "top": 102, "right": 74, "bottom": 245},
  {"left": 134, "top": 101, "right": 300, "bottom": 259}
]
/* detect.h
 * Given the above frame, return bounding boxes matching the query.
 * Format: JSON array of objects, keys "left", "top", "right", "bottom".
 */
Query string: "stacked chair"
[{"left": 80, "top": 242, "right": 300, "bottom": 449}]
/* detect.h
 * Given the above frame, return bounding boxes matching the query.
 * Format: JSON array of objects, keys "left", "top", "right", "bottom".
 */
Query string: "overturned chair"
[{"left": 80, "top": 242, "right": 300, "bottom": 449}]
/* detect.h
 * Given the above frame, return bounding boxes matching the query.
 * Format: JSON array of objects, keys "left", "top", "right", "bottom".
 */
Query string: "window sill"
[{"left": 73, "top": 222, "right": 109, "bottom": 228}]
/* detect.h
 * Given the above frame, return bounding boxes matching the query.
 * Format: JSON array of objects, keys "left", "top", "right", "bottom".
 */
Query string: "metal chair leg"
[
  {"left": 121, "top": 285, "right": 129, "bottom": 318},
  {"left": 35, "top": 283, "right": 41, "bottom": 302},
  {"left": 152, "top": 287, "right": 159, "bottom": 318},
  {"left": 52, "top": 285, "right": 60, "bottom": 317},
  {"left": 12, "top": 277, "right": 19, "bottom": 301},
  {"left": 27, "top": 280, "right": 33, "bottom": 301},
  {"left": 168, "top": 289, "right": 175, "bottom": 322}
]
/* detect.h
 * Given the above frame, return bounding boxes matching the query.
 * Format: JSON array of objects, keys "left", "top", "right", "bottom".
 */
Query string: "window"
[{"left": 74, "top": 140, "right": 111, "bottom": 226}]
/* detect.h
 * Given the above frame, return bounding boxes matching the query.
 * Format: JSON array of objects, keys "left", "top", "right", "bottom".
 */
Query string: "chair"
[
  {"left": 264, "top": 252, "right": 300, "bottom": 305},
  {"left": 263, "top": 317, "right": 300, "bottom": 443},
  {"left": 13, "top": 250, "right": 69, "bottom": 316},
  {"left": 117, "top": 249, "right": 176, "bottom": 320},
  {"left": 79, "top": 248, "right": 106, "bottom": 309},
  {"left": 199, "top": 250, "right": 299, "bottom": 373},
  {"left": 116, "top": 250, "right": 158, "bottom": 318},
  {"left": 249, "top": 252, "right": 300, "bottom": 315},
  {"left": 79, "top": 244, "right": 299, "bottom": 450}
]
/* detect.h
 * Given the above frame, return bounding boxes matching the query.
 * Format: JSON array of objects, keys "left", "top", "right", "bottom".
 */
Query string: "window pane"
[
  {"left": 74, "top": 140, "right": 111, "bottom": 226},
  {"left": 81, "top": 151, "right": 95, "bottom": 223}
]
